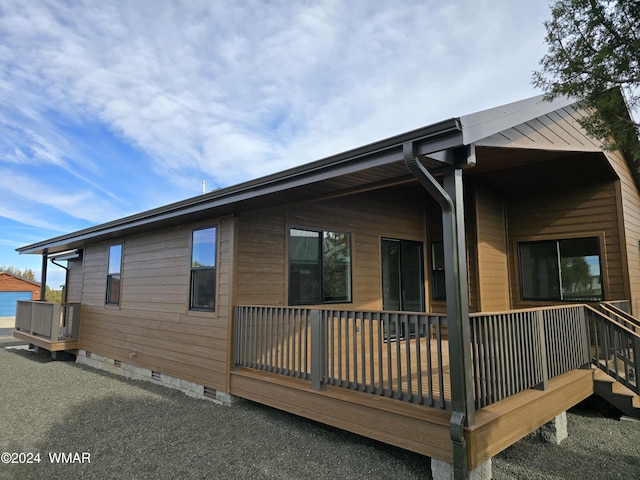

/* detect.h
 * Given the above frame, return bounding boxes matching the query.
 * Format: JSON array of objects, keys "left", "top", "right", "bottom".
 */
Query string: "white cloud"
[{"left": 0, "top": 0, "right": 553, "bottom": 205}]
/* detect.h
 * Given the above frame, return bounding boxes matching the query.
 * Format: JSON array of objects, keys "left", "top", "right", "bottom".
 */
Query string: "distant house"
[
  {"left": 15, "top": 92, "right": 640, "bottom": 479},
  {"left": 0, "top": 271, "right": 40, "bottom": 316}
]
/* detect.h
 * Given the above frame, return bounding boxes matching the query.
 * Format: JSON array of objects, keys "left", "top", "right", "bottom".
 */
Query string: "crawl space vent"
[
  {"left": 203, "top": 386, "right": 217, "bottom": 399},
  {"left": 151, "top": 371, "right": 161, "bottom": 381}
]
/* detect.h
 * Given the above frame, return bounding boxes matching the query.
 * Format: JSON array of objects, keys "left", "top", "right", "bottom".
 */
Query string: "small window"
[
  {"left": 190, "top": 227, "right": 217, "bottom": 311},
  {"left": 289, "top": 228, "right": 352, "bottom": 305},
  {"left": 431, "top": 242, "right": 446, "bottom": 300},
  {"left": 106, "top": 244, "right": 122, "bottom": 305},
  {"left": 519, "top": 237, "right": 602, "bottom": 301}
]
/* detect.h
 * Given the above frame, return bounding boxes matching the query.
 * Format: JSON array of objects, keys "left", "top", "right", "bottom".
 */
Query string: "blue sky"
[{"left": 0, "top": 0, "right": 555, "bottom": 288}]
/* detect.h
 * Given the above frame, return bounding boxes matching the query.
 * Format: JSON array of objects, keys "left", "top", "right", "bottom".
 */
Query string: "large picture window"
[
  {"left": 289, "top": 228, "right": 352, "bottom": 305},
  {"left": 190, "top": 227, "right": 217, "bottom": 311},
  {"left": 519, "top": 237, "right": 602, "bottom": 301},
  {"left": 106, "top": 244, "right": 122, "bottom": 305}
]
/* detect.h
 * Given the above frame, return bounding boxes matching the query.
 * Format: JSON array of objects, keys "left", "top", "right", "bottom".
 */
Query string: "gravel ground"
[{"left": 0, "top": 336, "right": 638, "bottom": 480}]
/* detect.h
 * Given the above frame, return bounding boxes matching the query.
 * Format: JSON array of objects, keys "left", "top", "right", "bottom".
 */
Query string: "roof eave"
[{"left": 17, "top": 119, "right": 464, "bottom": 256}]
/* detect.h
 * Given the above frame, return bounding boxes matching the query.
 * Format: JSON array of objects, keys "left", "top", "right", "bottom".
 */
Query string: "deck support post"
[
  {"left": 310, "top": 309, "right": 326, "bottom": 391},
  {"left": 404, "top": 143, "right": 476, "bottom": 480},
  {"left": 39, "top": 250, "right": 48, "bottom": 301}
]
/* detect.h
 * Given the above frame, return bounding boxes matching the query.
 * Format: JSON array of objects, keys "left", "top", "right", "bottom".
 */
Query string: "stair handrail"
[
  {"left": 585, "top": 304, "right": 640, "bottom": 397},
  {"left": 598, "top": 302, "right": 640, "bottom": 332}
]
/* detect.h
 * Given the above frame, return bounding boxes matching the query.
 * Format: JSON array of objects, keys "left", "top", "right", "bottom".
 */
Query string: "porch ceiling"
[{"left": 468, "top": 147, "right": 617, "bottom": 196}]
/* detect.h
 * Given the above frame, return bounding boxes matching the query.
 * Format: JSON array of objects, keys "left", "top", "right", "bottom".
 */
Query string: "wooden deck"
[
  {"left": 324, "top": 334, "right": 452, "bottom": 407},
  {"left": 13, "top": 329, "right": 79, "bottom": 352},
  {"left": 230, "top": 367, "right": 595, "bottom": 469}
]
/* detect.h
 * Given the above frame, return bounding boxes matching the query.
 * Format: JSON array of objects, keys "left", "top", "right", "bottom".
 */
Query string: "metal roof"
[{"left": 17, "top": 94, "right": 579, "bottom": 256}]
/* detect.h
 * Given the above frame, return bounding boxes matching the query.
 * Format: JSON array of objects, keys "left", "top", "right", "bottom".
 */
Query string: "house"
[
  {"left": 0, "top": 271, "right": 40, "bottom": 316},
  {"left": 14, "top": 92, "right": 640, "bottom": 480}
]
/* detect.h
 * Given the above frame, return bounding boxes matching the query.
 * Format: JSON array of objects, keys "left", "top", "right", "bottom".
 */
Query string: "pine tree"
[{"left": 533, "top": 0, "right": 640, "bottom": 163}]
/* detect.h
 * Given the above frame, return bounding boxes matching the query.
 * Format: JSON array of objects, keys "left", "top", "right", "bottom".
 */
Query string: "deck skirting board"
[{"left": 466, "top": 369, "right": 594, "bottom": 468}]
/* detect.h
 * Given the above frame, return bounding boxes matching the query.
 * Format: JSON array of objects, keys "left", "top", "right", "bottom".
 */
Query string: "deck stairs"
[
  {"left": 592, "top": 303, "right": 640, "bottom": 418},
  {"left": 593, "top": 370, "right": 640, "bottom": 418}
]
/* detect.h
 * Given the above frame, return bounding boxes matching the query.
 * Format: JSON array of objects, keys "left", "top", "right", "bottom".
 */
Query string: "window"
[
  {"left": 190, "top": 227, "right": 217, "bottom": 311},
  {"left": 289, "top": 228, "right": 352, "bottom": 305},
  {"left": 381, "top": 238, "right": 425, "bottom": 312},
  {"left": 431, "top": 242, "right": 446, "bottom": 300},
  {"left": 519, "top": 237, "right": 602, "bottom": 301},
  {"left": 106, "top": 244, "right": 122, "bottom": 305}
]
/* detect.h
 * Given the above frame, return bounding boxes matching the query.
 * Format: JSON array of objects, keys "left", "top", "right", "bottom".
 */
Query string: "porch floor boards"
[
  {"left": 269, "top": 337, "right": 451, "bottom": 406},
  {"left": 12, "top": 329, "right": 79, "bottom": 352}
]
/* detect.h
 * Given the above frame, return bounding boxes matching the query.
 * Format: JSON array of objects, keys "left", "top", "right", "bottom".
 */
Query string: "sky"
[{"left": 0, "top": 0, "right": 555, "bottom": 289}]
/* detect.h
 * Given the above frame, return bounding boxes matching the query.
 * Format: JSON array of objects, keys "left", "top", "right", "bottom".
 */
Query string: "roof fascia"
[{"left": 459, "top": 94, "right": 576, "bottom": 145}]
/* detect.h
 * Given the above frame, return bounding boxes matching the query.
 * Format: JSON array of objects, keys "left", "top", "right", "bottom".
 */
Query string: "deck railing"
[
  {"left": 14, "top": 300, "right": 81, "bottom": 341},
  {"left": 234, "top": 306, "right": 450, "bottom": 409},
  {"left": 470, "top": 305, "right": 590, "bottom": 408},
  {"left": 234, "top": 303, "right": 639, "bottom": 410},
  {"left": 586, "top": 304, "right": 639, "bottom": 396}
]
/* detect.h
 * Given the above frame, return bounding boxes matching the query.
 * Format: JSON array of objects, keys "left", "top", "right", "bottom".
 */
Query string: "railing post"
[
  {"left": 633, "top": 336, "right": 640, "bottom": 393},
  {"left": 534, "top": 310, "right": 549, "bottom": 391},
  {"left": 311, "top": 309, "right": 326, "bottom": 391}
]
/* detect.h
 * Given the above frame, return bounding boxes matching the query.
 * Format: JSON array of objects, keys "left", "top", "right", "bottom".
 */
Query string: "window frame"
[
  {"left": 288, "top": 226, "right": 353, "bottom": 306},
  {"left": 517, "top": 236, "right": 604, "bottom": 302},
  {"left": 381, "top": 237, "right": 426, "bottom": 312},
  {"left": 189, "top": 226, "right": 218, "bottom": 312},
  {"left": 106, "top": 244, "right": 123, "bottom": 306},
  {"left": 430, "top": 241, "right": 446, "bottom": 301}
]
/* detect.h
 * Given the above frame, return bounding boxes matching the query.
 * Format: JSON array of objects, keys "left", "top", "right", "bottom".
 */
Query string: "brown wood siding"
[
  {"left": 604, "top": 149, "right": 640, "bottom": 313},
  {"left": 78, "top": 218, "right": 234, "bottom": 391},
  {"left": 506, "top": 181, "right": 624, "bottom": 307},
  {"left": 476, "top": 105, "right": 601, "bottom": 152},
  {"left": 65, "top": 258, "right": 84, "bottom": 303},
  {"left": 236, "top": 187, "right": 432, "bottom": 311},
  {"left": 474, "top": 184, "right": 510, "bottom": 311}
]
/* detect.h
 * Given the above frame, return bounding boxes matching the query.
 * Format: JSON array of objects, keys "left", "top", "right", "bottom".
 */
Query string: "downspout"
[
  {"left": 403, "top": 142, "right": 475, "bottom": 480},
  {"left": 50, "top": 258, "right": 69, "bottom": 304}
]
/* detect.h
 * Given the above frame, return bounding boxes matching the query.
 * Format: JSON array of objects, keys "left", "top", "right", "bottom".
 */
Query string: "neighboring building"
[
  {"left": 15, "top": 92, "right": 640, "bottom": 479},
  {"left": 0, "top": 271, "right": 40, "bottom": 316}
]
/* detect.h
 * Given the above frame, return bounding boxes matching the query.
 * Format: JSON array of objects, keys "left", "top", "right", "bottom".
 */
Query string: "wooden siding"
[
  {"left": 65, "top": 258, "right": 84, "bottom": 303},
  {"left": 474, "top": 105, "right": 632, "bottom": 309},
  {"left": 0, "top": 272, "right": 40, "bottom": 298},
  {"left": 475, "top": 105, "right": 601, "bottom": 153},
  {"left": 474, "top": 184, "right": 510, "bottom": 311},
  {"left": 604, "top": 148, "right": 640, "bottom": 313},
  {"left": 506, "top": 181, "right": 623, "bottom": 307},
  {"left": 77, "top": 217, "right": 235, "bottom": 390},
  {"left": 235, "top": 187, "right": 433, "bottom": 311}
]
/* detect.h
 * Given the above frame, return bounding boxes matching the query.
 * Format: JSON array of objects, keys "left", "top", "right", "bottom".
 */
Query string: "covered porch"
[{"left": 230, "top": 302, "right": 640, "bottom": 472}]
